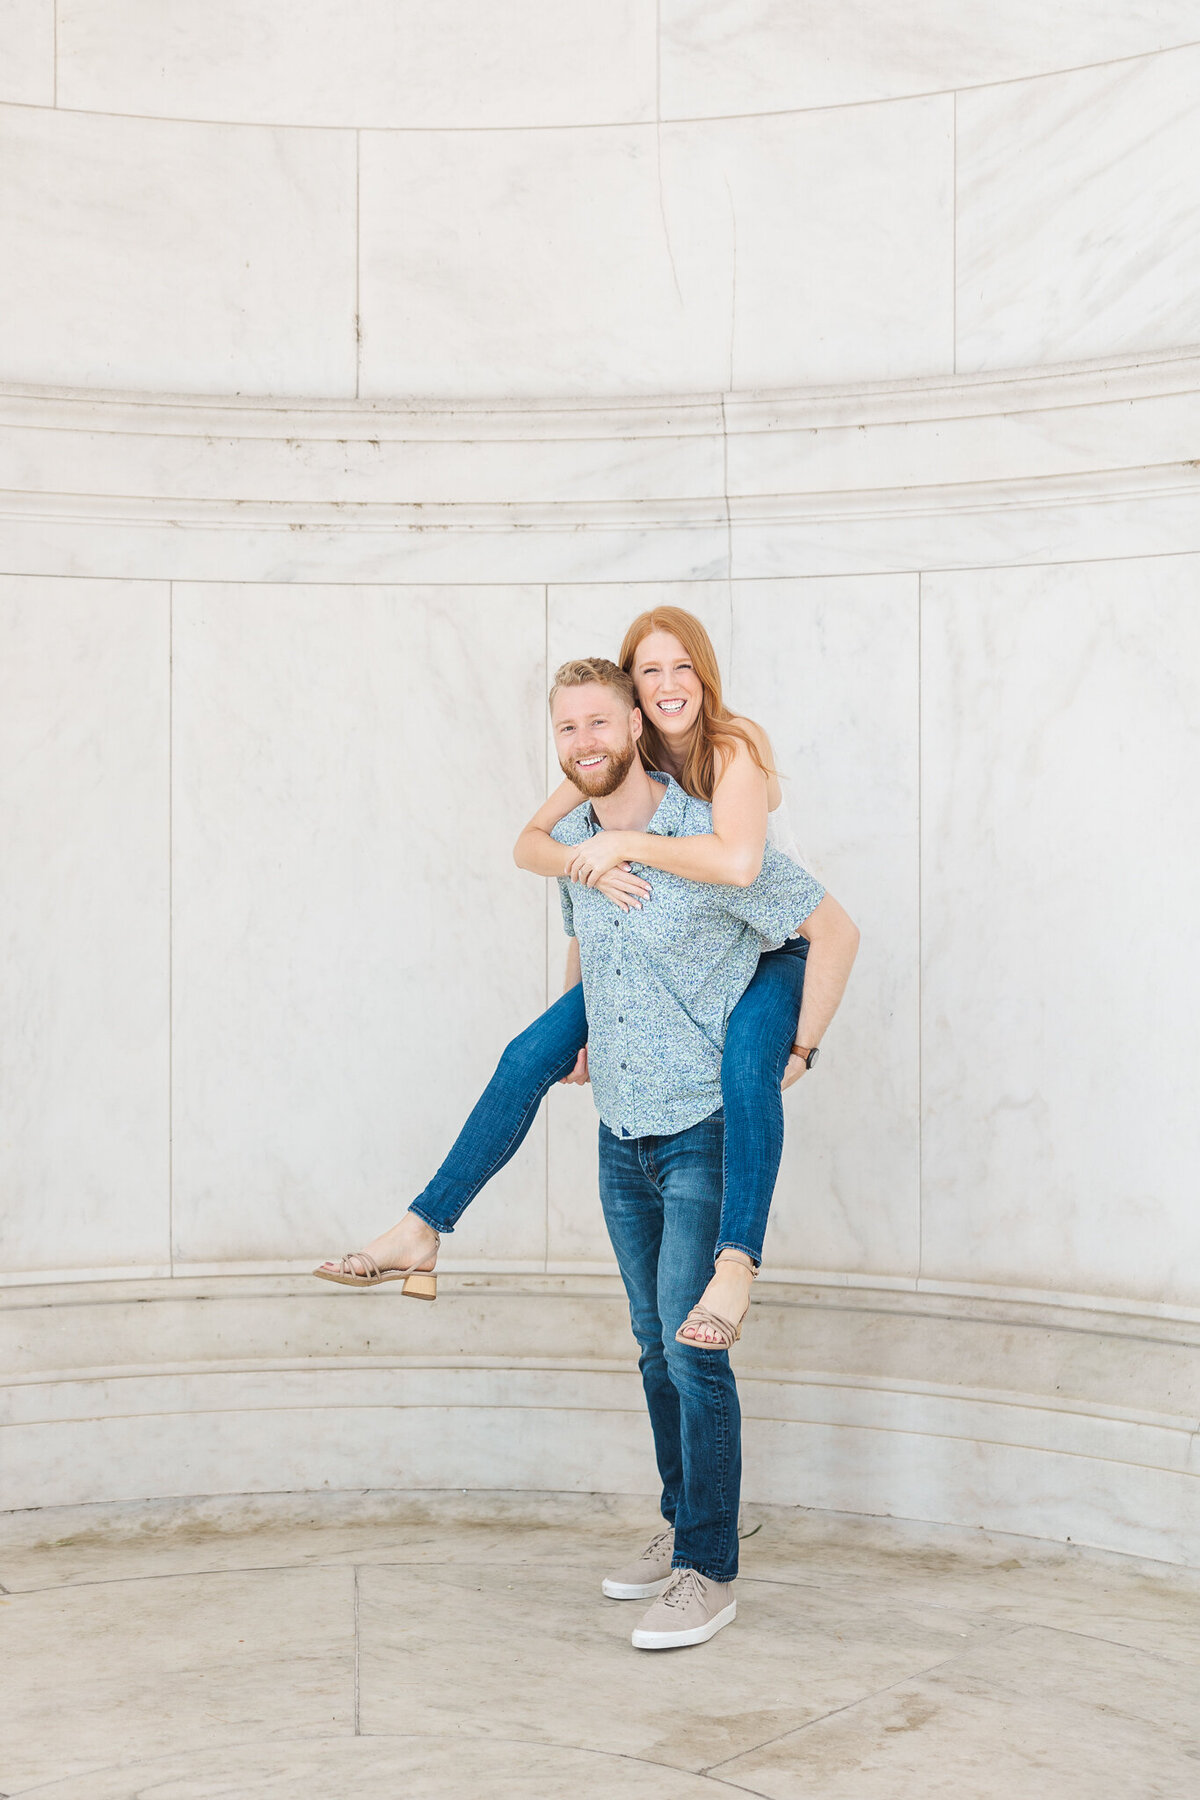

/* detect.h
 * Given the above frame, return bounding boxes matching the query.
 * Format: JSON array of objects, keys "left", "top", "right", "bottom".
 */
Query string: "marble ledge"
[
  {"left": 3, "top": 344, "right": 1197, "bottom": 438},
  {"left": 4, "top": 397, "right": 1198, "bottom": 512},
  {"left": 0, "top": 354, "right": 1195, "bottom": 543},
  {"left": 8, "top": 1263, "right": 1200, "bottom": 1332},
  {"left": 3, "top": 462, "right": 1194, "bottom": 528},
  {"left": 4, "top": 1363, "right": 1198, "bottom": 1447},
  {"left": 5, "top": 1399, "right": 1200, "bottom": 1566}
]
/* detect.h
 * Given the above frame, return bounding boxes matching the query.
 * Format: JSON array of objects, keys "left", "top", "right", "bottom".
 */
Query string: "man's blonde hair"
[{"left": 548, "top": 656, "right": 637, "bottom": 713}]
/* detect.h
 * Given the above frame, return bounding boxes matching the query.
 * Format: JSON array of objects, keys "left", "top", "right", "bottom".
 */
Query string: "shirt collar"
[{"left": 587, "top": 770, "right": 688, "bottom": 838}]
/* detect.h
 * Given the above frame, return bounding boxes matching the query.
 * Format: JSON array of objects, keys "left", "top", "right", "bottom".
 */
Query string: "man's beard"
[{"left": 561, "top": 736, "right": 638, "bottom": 798}]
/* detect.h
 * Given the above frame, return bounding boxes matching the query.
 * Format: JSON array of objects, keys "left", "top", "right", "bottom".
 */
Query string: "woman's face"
[{"left": 630, "top": 631, "right": 704, "bottom": 743}]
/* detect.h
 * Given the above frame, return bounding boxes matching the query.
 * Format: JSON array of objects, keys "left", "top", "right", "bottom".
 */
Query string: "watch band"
[{"left": 793, "top": 1044, "right": 820, "bottom": 1069}]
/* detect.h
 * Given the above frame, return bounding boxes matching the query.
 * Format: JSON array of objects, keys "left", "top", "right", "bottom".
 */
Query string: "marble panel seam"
[{"left": 14, "top": 36, "right": 1200, "bottom": 129}]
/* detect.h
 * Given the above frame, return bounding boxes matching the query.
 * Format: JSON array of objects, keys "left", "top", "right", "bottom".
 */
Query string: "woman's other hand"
[
  {"left": 564, "top": 834, "right": 635, "bottom": 886},
  {"left": 594, "top": 864, "right": 652, "bottom": 912},
  {"left": 559, "top": 1046, "right": 590, "bottom": 1086}
]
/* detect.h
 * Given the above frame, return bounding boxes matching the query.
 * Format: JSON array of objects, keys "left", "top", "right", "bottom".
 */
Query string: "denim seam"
[
  {"left": 702, "top": 1351, "right": 736, "bottom": 1583},
  {"left": 662, "top": 1342, "right": 727, "bottom": 1578},
  {"left": 720, "top": 1362, "right": 736, "bottom": 1580},
  {"left": 415, "top": 1046, "right": 582, "bottom": 1230}
]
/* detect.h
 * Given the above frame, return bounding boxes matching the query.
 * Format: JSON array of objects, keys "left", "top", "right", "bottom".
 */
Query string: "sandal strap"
[
  {"left": 716, "top": 1251, "right": 759, "bottom": 1277},
  {"left": 341, "top": 1251, "right": 381, "bottom": 1280},
  {"left": 678, "top": 1303, "right": 739, "bottom": 1348}
]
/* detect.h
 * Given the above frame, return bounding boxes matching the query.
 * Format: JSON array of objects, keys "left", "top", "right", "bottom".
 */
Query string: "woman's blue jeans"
[
  {"left": 409, "top": 938, "right": 807, "bottom": 1267},
  {"left": 597, "top": 1109, "right": 740, "bottom": 1582}
]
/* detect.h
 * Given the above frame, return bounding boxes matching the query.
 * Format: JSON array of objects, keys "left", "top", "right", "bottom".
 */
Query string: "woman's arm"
[
  {"left": 513, "top": 777, "right": 582, "bottom": 878},
  {"left": 514, "top": 776, "right": 652, "bottom": 912},
  {"left": 565, "top": 731, "right": 771, "bottom": 890}
]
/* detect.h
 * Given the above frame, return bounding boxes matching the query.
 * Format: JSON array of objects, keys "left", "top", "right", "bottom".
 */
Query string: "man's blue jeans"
[
  {"left": 410, "top": 938, "right": 807, "bottom": 1265},
  {"left": 598, "top": 1108, "right": 741, "bottom": 1583}
]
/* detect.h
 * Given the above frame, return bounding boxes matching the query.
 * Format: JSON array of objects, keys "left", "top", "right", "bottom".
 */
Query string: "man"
[{"left": 546, "top": 657, "right": 851, "bottom": 1650}]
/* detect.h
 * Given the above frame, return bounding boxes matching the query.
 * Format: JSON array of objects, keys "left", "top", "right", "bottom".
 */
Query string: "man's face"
[{"left": 552, "top": 682, "right": 642, "bottom": 798}]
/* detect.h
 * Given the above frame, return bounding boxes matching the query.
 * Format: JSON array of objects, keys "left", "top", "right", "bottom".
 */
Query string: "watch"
[{"left": 793, "top": 1045, "right": 820, "bottom": 1069}]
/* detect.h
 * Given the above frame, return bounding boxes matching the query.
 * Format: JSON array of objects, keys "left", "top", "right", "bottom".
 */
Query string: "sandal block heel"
[{"left": 402, "top": 1271, "right": 437, "bottom": 1301}]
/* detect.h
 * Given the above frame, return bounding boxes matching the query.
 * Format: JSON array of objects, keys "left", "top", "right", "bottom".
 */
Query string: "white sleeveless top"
[{"left": 765, "top": 779, "right": 815, "bottom": 877}]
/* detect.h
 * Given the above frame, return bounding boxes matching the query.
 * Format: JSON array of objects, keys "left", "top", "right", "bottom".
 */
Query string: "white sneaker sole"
[
  {"left": 602, "top": 1574, "right": 673, "bottom": 1600},
  {"left": 632, "top": 1598, "right": 737, "bottom": 1649}
]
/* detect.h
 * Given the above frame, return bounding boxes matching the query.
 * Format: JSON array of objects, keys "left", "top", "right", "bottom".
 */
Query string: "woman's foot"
[
  {"left": 676, "top": 1252, "right": 756, "bottom": 1346},
  {"left": 316, "top": 1211, "right": 439, "bottom": 1281}
]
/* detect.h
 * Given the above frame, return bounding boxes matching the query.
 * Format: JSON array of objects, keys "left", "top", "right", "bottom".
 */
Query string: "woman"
[{"left": 316, "top": 607, "right": 858, "bottom": 1345}]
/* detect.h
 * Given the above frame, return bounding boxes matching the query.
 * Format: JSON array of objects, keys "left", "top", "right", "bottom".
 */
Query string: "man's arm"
[
  {"left": 718, "top": 849, "right": 859, "bottom": 1089},
  {"left": 782, "top": 894, "right": 860, "bottom": 1089}
]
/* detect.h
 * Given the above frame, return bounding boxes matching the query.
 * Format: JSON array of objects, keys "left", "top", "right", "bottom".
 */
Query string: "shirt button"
[
  {"left": 618, "top": 1015, "right": 623, "bottom": 1023},
  {"left": 615, "top": 969, "right": 621, "bottom": 976},
  {"left": 621, "top": 1062, "right": 627, "bottom": 1070}
]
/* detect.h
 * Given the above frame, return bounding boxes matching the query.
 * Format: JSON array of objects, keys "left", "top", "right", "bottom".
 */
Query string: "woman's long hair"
[{"left": 618, "top": 607, "right": 773, "bottom": 803}]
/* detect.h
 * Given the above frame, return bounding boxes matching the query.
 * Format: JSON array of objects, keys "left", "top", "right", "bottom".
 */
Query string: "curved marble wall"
[
  {"left": 2, "top": 12, "right": 1200, "bottom": 394},
  {"left": 3, "top": 5, "right": 1200, "bottom": 1555},
  {"left": 3, "top": 348, "right": 1200, "bottom": 1556}
]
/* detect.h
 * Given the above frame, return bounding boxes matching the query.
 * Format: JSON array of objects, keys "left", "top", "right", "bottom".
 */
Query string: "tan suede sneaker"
[
  {"left": 601, "top": 1526, "right": 676, "bottom": 1600},
  {"left": 631, "top": 1567, "right": 736, "bottom": 1649}
]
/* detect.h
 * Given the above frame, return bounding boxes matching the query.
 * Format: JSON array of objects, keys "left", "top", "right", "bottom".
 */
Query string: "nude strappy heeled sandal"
[
  {"left": 675, "top": 1258, "right": 757, "bottom": 1350},
  {"left": 312, "top": 1237, "right": 439, "bottom": 1301}
]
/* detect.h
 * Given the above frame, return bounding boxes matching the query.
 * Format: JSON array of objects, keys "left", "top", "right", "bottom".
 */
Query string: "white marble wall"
[
  {"left": 3, "top": 19, "right": 1199, "bottom": 394},
  {"left": 3, "top": 6, "right": 1200, "bottom": 1536},
  {"left": 0, "top": 578, "right": 170, "bottom": 1273},
  {"left": 921, "top": 557, "right": 1200, "bottom": 1307},
  {"left": 170, "top": 584, "right": 548, "bottom": 1268},
  {"left": 2, "top": 360, "right": 1198, "bottom": 1313}
]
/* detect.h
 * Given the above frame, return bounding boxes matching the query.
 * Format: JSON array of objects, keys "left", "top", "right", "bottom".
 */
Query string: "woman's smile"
[{"left": 633, "top": 630, "right": 705, "bottom": 738}]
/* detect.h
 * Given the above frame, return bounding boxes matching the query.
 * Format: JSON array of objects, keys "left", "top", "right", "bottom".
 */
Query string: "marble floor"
[{"left": 2, "top": 1490, "right": 1200, "bottom": 1798}]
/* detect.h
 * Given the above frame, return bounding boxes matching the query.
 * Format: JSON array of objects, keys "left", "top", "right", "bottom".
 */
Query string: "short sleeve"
[
  {"left": 722, "top": 846, "right": 825, "bottom": 943},
  {"left": 557, "top": 876, "right": 576, "bottom": 938}
]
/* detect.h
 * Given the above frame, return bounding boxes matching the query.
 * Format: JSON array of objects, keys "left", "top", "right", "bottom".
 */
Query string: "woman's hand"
[
  {"left": 564, "top": 834, "right": 635, "bottom": 887},
  {"left": 559, "top": 1045, "right": 590, "bottom": 1086},
  {"left": 594, "top": 864, "right": 652, "bottom": 913}
]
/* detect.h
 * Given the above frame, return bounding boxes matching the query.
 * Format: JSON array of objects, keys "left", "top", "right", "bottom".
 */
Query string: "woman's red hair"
[{"left": 618, "top": 606, "right": 772, "bottom": 803}]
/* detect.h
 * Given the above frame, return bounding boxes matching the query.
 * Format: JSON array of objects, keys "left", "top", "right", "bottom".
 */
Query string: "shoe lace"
[
  {"left": 640, "top": 1528, "right": 674, "bottom": 1562},
  {"left": 661, "top": 1567, "right": 706, "bottom": 1610}
]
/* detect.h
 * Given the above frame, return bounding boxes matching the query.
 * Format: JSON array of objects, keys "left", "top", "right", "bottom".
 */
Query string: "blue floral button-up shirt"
[{"left": 553, "top": 773, "right": 825, "bottom": 1139}]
